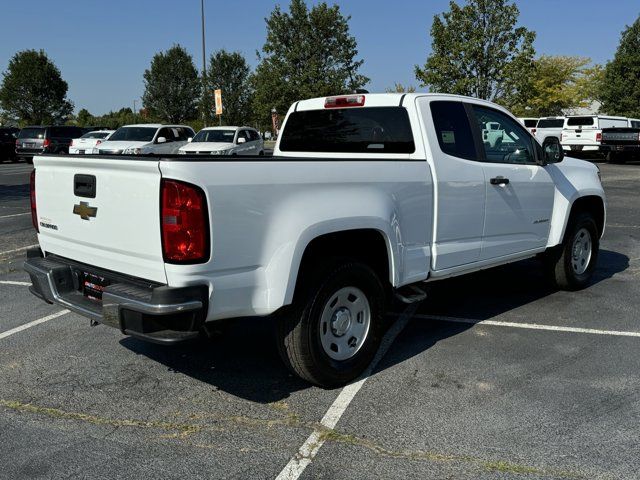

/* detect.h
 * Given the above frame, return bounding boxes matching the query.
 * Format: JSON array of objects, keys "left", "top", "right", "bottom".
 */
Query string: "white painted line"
[
  {"left": 0, "top": 212, "right": 30, "bottom": 219},
  {"left": 0, "top": 310, "right": 69, "bottom": 340},
  {"left": 0, "top": 244, "right": 38, "bottom": 256},
  {"left": 275, "top": 304, "right": 419, "bottom": 480},
  {"left": 401, "top": 313, "right": 640, "bottom": 338},
  {"left": 0, "top": 281, "right": 31, "bottom": 286}
]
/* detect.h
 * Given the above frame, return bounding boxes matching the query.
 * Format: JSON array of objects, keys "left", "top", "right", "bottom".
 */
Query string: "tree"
[
  {"left": 0, "top": 50, "right": 73, "bottom": 125},
  {"left": 385, "top": 83, "right": 416, "bottom": 93},
  {"left": 252, "top": 0, "right": 369, "bottom": 126},
  {"left": 506, "top": 55, "right": 596, "bottom": 117},
  {"left": 415, "top": 0, "right": 535, "bottom": 103},
  {"left": 76, "top": 108, "right": 94, "bottom": 127},
  {"left": 142, "top": 45, "right": 200, "bottom": 123},
  {"left": 207, "top": 50, "right": 252, "bottom": 126},
  {"left": 601, "top": 16, "right": 640, "bottom": 117}
]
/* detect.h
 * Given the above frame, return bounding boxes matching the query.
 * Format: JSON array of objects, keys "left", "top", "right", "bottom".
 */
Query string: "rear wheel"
[
  {"left": 276, "top": 261, "right": 385, "bottom": 387},
  {"left": 544, "top": 212, "right": 599, "bottom": 290}
]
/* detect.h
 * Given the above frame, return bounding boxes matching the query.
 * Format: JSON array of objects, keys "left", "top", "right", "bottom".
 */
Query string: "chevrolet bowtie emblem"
[{"left": 73, "top": 201, "right": 98, "bottom": 220}]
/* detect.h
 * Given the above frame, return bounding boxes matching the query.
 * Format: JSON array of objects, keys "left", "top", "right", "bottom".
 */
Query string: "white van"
[{"left": 561, "top": 115, "right": 628, "bottom": 152}]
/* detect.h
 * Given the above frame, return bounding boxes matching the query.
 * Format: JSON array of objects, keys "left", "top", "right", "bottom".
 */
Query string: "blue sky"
[{"left": 0, "top": 0, "right": 638, "bottom": 115}]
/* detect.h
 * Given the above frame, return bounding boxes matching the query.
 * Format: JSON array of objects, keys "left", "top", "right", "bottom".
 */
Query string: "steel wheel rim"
[
  {"left": 571, "top": 227, "right": 592, "bottom": 275},
  {"left": 319, "top": 286, "right": 371, "bottom": 361}
]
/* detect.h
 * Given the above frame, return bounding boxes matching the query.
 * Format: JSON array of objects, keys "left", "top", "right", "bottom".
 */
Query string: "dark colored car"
[
  {"left": 16, "top": 125, "right": 86, "bottom": 163},
  {"left": 601, "top": 127, "right": 640, "bottom": 163},
  {"left": 0, "top": 127, "right": 20, "bottom": 162}
]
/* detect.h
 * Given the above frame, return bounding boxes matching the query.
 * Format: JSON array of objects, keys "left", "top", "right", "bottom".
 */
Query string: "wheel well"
[
  {"left": 297, "top": 229, "right": 391, "bottom": 289},
  {"left": 567, "top": 195, "right": 605, "bottom": 239}
]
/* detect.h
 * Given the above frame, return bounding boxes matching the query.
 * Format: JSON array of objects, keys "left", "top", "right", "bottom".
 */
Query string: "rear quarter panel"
[{"left": 159, "top": 159, "right": 432, "bottom": 320}]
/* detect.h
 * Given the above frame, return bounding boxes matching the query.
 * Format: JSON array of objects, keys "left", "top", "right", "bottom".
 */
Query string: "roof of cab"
[{"left": 290, "top": 92, "right": 509, "bottom": 113}]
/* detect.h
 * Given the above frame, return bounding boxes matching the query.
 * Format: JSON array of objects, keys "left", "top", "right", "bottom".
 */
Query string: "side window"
[
  {"left": 430, "top": 101, "right": 477, "bottom": 160},
  {"left": 158, "top": 128, "right": 173, "bottom": 142},
  {"left": 237, "top": 130, "right": 249, "bottom": 143},
  {"left": 471, "top": 105, "right": 535, "bottom": 165}
]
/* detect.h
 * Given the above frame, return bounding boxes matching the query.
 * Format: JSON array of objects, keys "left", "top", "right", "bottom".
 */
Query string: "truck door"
[
  {"left": 418, "top": 98, "right": 486, "bottom": 271},
  {"left": 468, "top": 104, "right": 555, "bottom": 260}
]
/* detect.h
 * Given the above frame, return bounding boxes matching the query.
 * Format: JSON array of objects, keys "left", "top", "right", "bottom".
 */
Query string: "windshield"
[
  {"left": 192, "top": 129, "right": 236, "bottom": 143},
  {"left": 567, "top": 117, "right": 595, "bottom": 127},
  {"left": 537, "top": 119, "right": 564, "bottom": 128},
  {"left": 81, "top": 132, "right": 110, "bottom": 139},
  {"left": 108, "top": 127, "right": 157, "bottom": 142},
  {"left": 18, "top": 128, "right": 45, "bottom": 139}
]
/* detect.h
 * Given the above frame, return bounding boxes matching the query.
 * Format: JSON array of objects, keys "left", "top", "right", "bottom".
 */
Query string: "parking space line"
[
  {"left": 0, "top": 281, "right": 31, "bottom": 286},
  {"left": 275, "top": 304, "right": 419, "bottom": 480},
  {"left": 0, "top": 244, "right": 37, "bottom": 256},
  {"left": 0, "top": 212, "right": 30, "bottom": 219},
  {"left": 0, "top": 310, "right": 69, "bottom": 340},
  {"left": 401, "top": 313, "right": 640, "bottom": 338}
]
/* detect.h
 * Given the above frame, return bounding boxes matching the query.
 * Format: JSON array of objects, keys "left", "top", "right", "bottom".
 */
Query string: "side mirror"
[
  {"left": 156, "top": 136, "right": 167, "bottom": 144},
  {"left": 237, "top": 137, "right": 246, "bottom": 144},
  {"left": 542, "top": 137, "right": 564, "bottom": 164},
  {"left": 187, "top": 137, "right": 192, "bottom": 143}
]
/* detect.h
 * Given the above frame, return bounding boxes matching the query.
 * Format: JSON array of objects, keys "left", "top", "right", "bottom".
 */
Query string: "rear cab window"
[
  {"left": 279, "top": 106, "right": 415, "bottom": 154},
  {"left": 537, "top": 118, "right": 564, "bottom": 129},
  {"left": 567, "top": 117, "right": 595, "bottom": 128}
]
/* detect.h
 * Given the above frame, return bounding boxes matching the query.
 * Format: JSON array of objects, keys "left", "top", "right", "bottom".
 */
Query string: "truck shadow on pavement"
[
  {"left": 0, "top": 183, "right": 30, "bottom": 202},
  {"left": 121, "top": 250, "right": 628, "bottom": 403}
]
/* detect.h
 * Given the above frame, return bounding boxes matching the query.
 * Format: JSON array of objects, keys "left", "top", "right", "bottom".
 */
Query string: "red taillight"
[
  {"left": 70, "top": 139, "right": 74, "bottom": 146},
  {"left": 30, "top": 170, "right": 38, "bottom": 232},
  {"left": 324, "top": 95, "right": 365, "bottom": 108},
  {"left": 596, "top": 132, "right": 602, "bottom": 142},
  {"left": 43, "top": 138, "right": 51, "bottom": 148},
  {"left": 531, "top": 128, "right": 537, "bottom": 135},
  {"left": 96, "top": 140, "right": 102, "bottom": 146},
  {"left": 15, "top": 139, "right": 19, "bottom": 147},
  {"left": 161, "top": 179, "right": 209, "bottom": 263}
]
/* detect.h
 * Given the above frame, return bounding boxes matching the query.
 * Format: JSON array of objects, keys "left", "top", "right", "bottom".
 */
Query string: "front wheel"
[
  {"left": 544, "top": 212, "right": 599, "bottom": 290},
  {"left": 276, "top": 261, "right": 385, "bottom": 387}
]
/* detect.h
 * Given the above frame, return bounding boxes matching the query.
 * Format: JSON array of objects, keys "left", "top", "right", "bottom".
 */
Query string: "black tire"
[
  {"left": 258, "top": 150, "right": 264, "bottom": 156},
  {"left": 276, "top": 261, "right": 385, "bottom": 388},
  {"left": 25, "top": 157, "right": 33, "bottom": 165},
  {"left": 544, "top": 212, "right": 599, "bottom": 291}
]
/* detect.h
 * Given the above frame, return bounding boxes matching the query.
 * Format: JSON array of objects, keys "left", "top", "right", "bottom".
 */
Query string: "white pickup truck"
[{"left": 25, "top": 93, "right": 605, "bottom": 387}]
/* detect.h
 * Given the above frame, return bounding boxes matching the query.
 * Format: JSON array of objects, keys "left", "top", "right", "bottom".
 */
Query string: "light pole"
[{"left": 201, "top": 0, "right": 207, "bottom": 127}]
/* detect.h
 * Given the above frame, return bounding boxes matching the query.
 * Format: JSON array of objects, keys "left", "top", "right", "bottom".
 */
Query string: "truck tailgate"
[{"left": 33, "top": 156, "right": 166, "bottom": 283}]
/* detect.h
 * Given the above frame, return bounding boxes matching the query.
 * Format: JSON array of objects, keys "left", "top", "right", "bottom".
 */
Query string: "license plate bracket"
[{"left": 80, "top": 271, "right": 110, "bottom": 302}]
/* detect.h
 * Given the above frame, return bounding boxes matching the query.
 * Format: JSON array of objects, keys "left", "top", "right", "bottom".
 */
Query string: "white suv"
[
  {"left": 95, "top": 124, "right": 195, "bottom": 155},
  {"left": 178, "top": 126, "right": 264, "bottom": 156}
]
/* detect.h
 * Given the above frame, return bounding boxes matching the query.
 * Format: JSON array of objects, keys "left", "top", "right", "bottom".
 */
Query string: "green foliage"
[
  {"left": 206, "top": 50, "right": 253, "bottom": 126},
  {"left": 601, "top": 16, "right": 640, "bottom": 117},
  {"left": 142, "top": 45, "right": 201, "bottom": 123},
  {"left": 0, "top": 49, "right": 73, "bottom": 125},
  {"left": 385, "top": 83, "right": 416, "bottom": 93},
  {"left": 252, "top": 0, "right": 369, "bottom": 128},
  {"left": 415, "top": 0, "right": 535, "bottom": 102},
  {"left": 506, "top": 55, "right": 598, "bottom": 117}
]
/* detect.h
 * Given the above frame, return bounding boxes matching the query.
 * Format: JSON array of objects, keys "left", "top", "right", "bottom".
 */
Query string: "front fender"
[{"left": 546, "top": 156, "right": 606, "bottom": 247}]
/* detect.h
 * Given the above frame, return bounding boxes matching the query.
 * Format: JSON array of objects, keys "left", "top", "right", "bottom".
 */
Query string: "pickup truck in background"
[
  {"left": 534, "top": 116, "right": 566, "bottom": 144},
  {"left": 561, "top": 115, "right": 628, "bottom": 153},
  {"left": 601, "top": 127, "right": 640, "bottom": 163},
  {"left": 25, "top": 93, "right": 606, "bottom": 387}
]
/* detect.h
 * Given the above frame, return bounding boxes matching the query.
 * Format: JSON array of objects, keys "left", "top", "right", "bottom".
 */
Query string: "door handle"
[{"left": 490, "top": 176, "right": 510, "bottom": 186}]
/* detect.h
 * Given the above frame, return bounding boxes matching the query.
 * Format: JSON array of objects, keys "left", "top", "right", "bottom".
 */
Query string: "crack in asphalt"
[{"left": 1, "top": 398, "right": 593, "bottom": 479}]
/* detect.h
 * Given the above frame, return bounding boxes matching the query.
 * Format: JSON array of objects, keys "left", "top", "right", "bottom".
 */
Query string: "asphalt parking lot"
[{"left": 1, "top": 158, "right": 640, "bottom": 479}]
